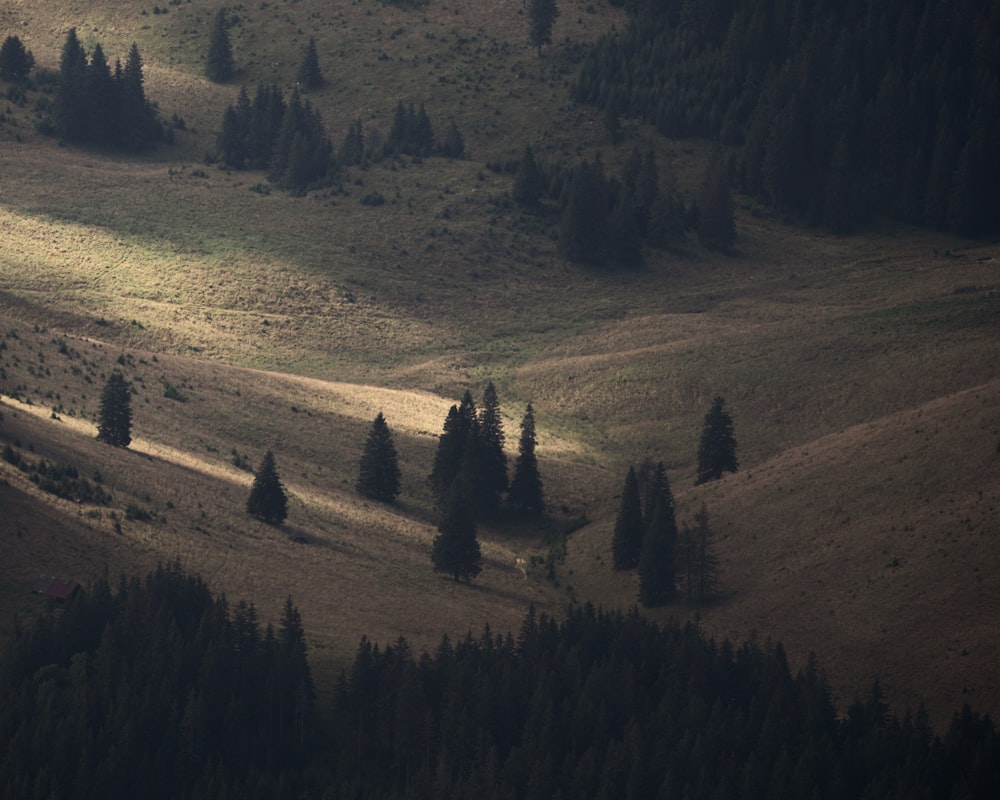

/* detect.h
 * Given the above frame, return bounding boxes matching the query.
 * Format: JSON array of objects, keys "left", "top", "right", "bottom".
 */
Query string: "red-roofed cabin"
[{"left": 32, "top": 576, "right": 81, "bottom": 602}]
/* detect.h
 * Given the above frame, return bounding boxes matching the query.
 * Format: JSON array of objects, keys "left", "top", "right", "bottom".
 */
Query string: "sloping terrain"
[{"left": 1, "top": 0, "right": 999, "bottom": 729}]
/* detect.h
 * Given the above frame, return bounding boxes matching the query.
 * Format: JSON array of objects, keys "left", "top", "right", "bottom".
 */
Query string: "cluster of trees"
[
  {"left": 214, "top": 84, "right": 335, "bottom": 194},
  {"left": 512, "top": 142, "right": 733, "bottom": 267},
  {"left": 52, "top": 29, "right": 162, "bottom": 150},
  {"left": 428, "top": 385, "right": 543, "bottom": 581},
  {"left": 7, "top": 570, "right": 999, "bottom": 798},
  {"left": 613, "top": 461, "right": 719, "bottom": 606},
  {"left": 0, "top": 563, "right": 314, "bottom": 799},
  {"left": 577, "top": 0, "right": 1000, "bottom": 236},
  {"left": 385, "top": 101, "right": 466, "bottom": 159},
  {"left": 614, "top": 396, "right": 735, "bottom": 606}
]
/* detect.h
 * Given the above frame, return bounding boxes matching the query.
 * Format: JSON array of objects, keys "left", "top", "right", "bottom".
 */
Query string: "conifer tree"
[
  {"left": 612, "top": 466, "right": 643, "bottom": 570},
  {"left": 681, "top": 503, "right": 719, "bottom": 602},
  {"left": 697, "top": 151, "right": 735, "bottom": 251},
  {"left": 696, "top": 396, "right": 738, "bottom": 484},
  {"left": 639, "top": 493, "right": 677, "bottom": 607},
  {"left": 357, "top": 412, "right": 402, "bottom": 503},
  {"left": 440, "top": 120, "right": 465, "bottom": 158},
  {"left": 559, "top": 160, "right": 611, "bottom": 265},
  {"left": 56, "top": 28, "right": 88, "bottom": 142},
  {"left": 507, "top": 403, "right": 544, "bottom": 515},
  {"left": 429, "top": 405, "right": 465, "bottom": 507},
  {"left": 528, "top": 0, "right": 560, "bottom": 57},
  {"left": 431, "top": 484, "right": 483, "bottom": 582},
  {"left": 478, "top": 382, "right": 508, "bottom": 513},
  {"left": 513, "top": 145, "right": 544, "bottom": 207},
  {"left": 0, "top": 35, "right": 34, "bottom": 81},
  {"left": 247, "top": 450, "right": 288, "bottom": 524},
  {"left": 97, "top": 371, "right": 132, "bottom": 448},
  {"left": 206, "top": 8, "right": 235, "bottom": 83},
  {"left": 296, "top": 37, "right": 323, "bottom": 90}
]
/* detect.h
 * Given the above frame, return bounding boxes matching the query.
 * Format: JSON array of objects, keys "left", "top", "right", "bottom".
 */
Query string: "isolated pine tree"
[
  {"left": 205, "top": 8, "right": 235, "bottom": 83},
  {"left": 0, "top": 35, "right": 34, "bottom": 81},
  {"left": 507, "top": 403, "right": 544, "bottom": 515},
  {"left": 612, "top": 466, "right": 643, "bottom": 570},
  {"left": 639, "top": 493, "right": 677, "bottom": 607},
  {"left": 431, "top": 484, "right": 482, "bottom": 582},
  {"left": 528, "top": 0, "right": 560, "bottom": 56},
  {"left": 296, "top": 37, "right": 323, "bottom": 90},
  {"left": 696, "top": 396, "right": 738, "bottom": 484},
  {"left": 357, "top": 412, "right": 402, "bottom": 503},
  {"left": 478, "top": 382, "right": 508, "bottom": 512},
  {"left": 96, "top": 371, "right": 132, "bottom": 448},
  {"left": 247, "top": 450, "right": 288, "bottom": 524},
  {"left": 440, "top": 120, "right": 465, "bottom": 158}
]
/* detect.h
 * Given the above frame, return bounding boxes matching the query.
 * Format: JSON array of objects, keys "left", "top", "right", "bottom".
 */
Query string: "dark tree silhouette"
[
  {"left": 698, "top": 151, "right": 735, "bottom": 251},
  {"left": 206, "top": 8, "right": 235, "bottom": 83},
  {"left": 639, "top": 493, "right": 677, "bottom": 607},
  {"left": 357, "top": 412, "right": 402, "bottom": 503},
  {"left": 513, "top": 145, "right": 544, "bottom": 206},
  {"left": 681, "top": 502, "right": 720, "bottom": 602},
  {"left": 55, "top": 28, "right": 88, "bottom": 142},
  {"left": 507, "top": 403, "right": 544, "bottom": 514},
  {"left": 247, "top": 450, "right": 288, "bottom": 523},
  {"left": 96, "top": 371, "right": 132, "bottom": 448},
  {"left": 696, "top": 395, "right": 738, "bottom": 484},
  {"left": 296, "top": 37, "right": 323, "bottom": 89},
  {"left": 559, "top": 160, "right": 611, "bottom": 265},
  {"left": 612, "top": 465, "right": 643, "bottom": 570},
  {"left": 0, "top": 35, "right": 33, "bottom": 81},
  {"left": 528, "top": 0, "right": 560, "bottom": 56},
  {"left": 440, "top": 120, "right": 465, "bottom": 158},
  {"left": 429, "top": 392, "right": 479, "bottom": 508},
  {"left": 478, "top": 382, "right": 508, "bottom": 513},
  {"left": 431, "top": 484, "right": 482, "bottom": 582}
]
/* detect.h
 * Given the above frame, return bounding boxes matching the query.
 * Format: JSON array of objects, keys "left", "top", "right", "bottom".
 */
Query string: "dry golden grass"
[{"left": 2, "top": 0, "right": 1000, "bottom": 728}]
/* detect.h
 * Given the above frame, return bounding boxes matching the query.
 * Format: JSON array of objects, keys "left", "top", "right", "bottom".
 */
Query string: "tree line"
[
  {"left": 577, "top": 0, "right": 1000, "bottom": 237},
  {"left": 3, "top": 564, "right": 999, "bottom": 799}
]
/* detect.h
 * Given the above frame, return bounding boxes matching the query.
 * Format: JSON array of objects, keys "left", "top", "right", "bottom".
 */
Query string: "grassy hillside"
[{"left": 2, "top": 0, "right": 999, "bottom": 728}]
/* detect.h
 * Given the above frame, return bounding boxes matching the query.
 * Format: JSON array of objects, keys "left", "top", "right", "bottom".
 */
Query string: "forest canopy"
[
  {"left": 2, "top": 564, "right": 998, "bottom": 799},
  {"left": 577, "top": 0, "right": 1000, "bottom": 236}
]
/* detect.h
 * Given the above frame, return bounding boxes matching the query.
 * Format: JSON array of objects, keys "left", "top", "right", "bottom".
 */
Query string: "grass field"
[{"left": 2, "top": 0, "right": 999, "bottom": 729}]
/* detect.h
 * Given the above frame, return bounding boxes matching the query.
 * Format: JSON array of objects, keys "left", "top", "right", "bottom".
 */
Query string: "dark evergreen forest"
[
  {"left": 3, "top": 564, "right": 998, "bottom": 799},
  {"left": 578, "top": 0, "right": 1000, "bottom": 236}
]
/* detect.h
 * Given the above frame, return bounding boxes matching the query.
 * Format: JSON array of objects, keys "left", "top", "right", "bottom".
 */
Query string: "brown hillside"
[{"left": 1, "top": 0, "right": 999, "bottom": 730}]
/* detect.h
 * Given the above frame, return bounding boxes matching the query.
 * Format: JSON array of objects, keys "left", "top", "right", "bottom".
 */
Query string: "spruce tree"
[
  {"left": 96, "top": 371, "right": 133, "bottom": 448},
  {"left": 429, "top": 405, "right": 465, "bottom": 507},
  {"left": 507, "top": 403, "right": 544, "bottom": 515},
  {"left": 431, "top": 484, "right": 483, "bottom": 582},
  {"left": 681, "top": 503, "right": 719, "bottom": 602},
  {"left": 513, "top": 145, "right": 544, "bottom": 207},
  {"left": 478, "top": 382, "right": 508, "bottom": 513},
  {"left": 639, "top": 493, "right": 677, "bottom": 607},
  {"left": 697, "top": 150, "right": 735, "bottom": 251},
  {"left": 528, "top": 0, "right": 560, "bottom": 57},
  {"left": 56, "top": 28, "right": 88, "bottom": 142},
  {"left": 205, "top": 8, "right": 235, "bottom": 83},
  {"left": 696, "top": 396, "right": 738, "bottom": 485},
  {"left": 612, "top": 466, "right": 643, "bottom": 570},
  {"left": 357, "top": 412, "right": 402, "bottom": 503},
  {"left": 559, "top": 160, "right": 611, "bottom": 265},
  {"left": 296, "top": 37, "right": 323, "bottom": 90},
  {"left": 247, "top": 450, "right": 288, "bottom": 524},
  {"left": 0, "top": 35, "right": 34, "bottom": 81}
]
